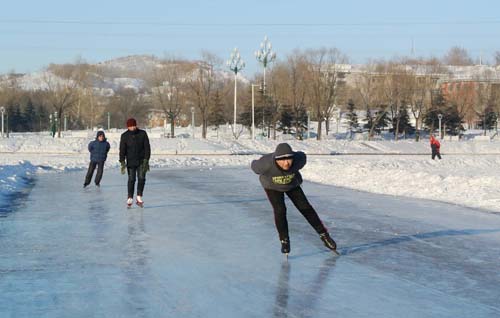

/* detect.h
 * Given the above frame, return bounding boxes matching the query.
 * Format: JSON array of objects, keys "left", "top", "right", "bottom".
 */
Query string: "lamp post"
[
  {"left": 0, "top": 106, "right": 5, "bottom": 138},
  {"left": 227, "top": 47, "right": 245, "bottom": 137},
  {"left": 107, "top": 112, "right": 111, "bottom": 130},
  {"left": 438, "top": 113, "right": 443, "bottom": 139},
  {"left": 307, "top": 110, "right": 311, "bottom": 139},
  {"left": 191, "top": 106, "right": 195, "bottom": 139},
  {"left": 54, "top": 111, "right": 58, "bottom": 138},
  {"left": 336, "top": 109, "right": 341, "bottom": 135},
  {"left": 251, "top": 84, "right": 262, "bottom": 140},
  {"left": 255, "top": 35, "right": 276, "bottom": 93}
]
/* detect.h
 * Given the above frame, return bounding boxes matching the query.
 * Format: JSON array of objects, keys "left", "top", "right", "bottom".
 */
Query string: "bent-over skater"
[{"left": 251, "top": 143, "right": 338, "bottom": 256}]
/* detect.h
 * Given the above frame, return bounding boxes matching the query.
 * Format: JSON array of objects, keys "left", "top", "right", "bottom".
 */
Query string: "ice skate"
[
  {"left": 320, "top": 232, "right": 339, "bottom": 255},
  {"left": 127, "top": 197, "right": 133, "bottom": 208},
  {"left": 136, "top": 195, "right": 144, "bottom": 208},
  {"left": 281, "top": 238, "right": 290, "bottom": 258}
]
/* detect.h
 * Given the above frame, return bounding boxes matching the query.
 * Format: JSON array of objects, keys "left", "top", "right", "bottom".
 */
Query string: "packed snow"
[{"left": 1, "top": 127, "right": 500, "bottom": 213}]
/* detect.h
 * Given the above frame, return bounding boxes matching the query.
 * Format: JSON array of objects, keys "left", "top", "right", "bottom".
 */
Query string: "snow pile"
[
  {"left": 303, "top": 155, "right": 500, "bottom": 213},
  {"left": 0, "top": 161, "right": 37, "bottom": 213},
  {"left": 2, "top": 131, "right": 500, "bottom": 213}
]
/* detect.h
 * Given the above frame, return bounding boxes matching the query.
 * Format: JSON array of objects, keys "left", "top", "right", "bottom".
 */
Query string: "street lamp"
[
  {"left": 251, "top": 84, "right": 262, "bottom": 140},
  {"left": 191, "top": 106, "right": 195, "bottom": 139},
  {"left": 438, "top": 113, "right": 443, "bottom": 139},
  {"left": 255, "top": 35, "right": 276, "bottom": 93},
  {"left": 0, "top": 106, "right": 5, "bottom": 138},
  {"left": 54, "top": 111, "right": 58, "bottom": 137},
  {"left": 307, "top": 110, "right": 311, "bottom": 139},
  {"left": 227, "top": 47, "right": 245, "bottom": 137},
  {"left": 336, "top": 109, "right": 341, "bottom": 135}
]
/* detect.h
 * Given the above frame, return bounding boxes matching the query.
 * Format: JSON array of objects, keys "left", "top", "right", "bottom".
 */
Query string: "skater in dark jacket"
[
  {"left": 119, "top": 118, "right": 151, "bottom": 207},
  {"left": 251, "top": 143, "right": 338, "bottom": 255},
  {"left": 430, "top": 134, "right": 442, "bottom": 160},
  {"left": 84, "top": 130, "right": 110, "bottom": 188}
]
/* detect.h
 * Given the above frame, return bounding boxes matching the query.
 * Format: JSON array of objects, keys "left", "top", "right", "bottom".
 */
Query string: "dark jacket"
[
  {"left": 251, "top": 143, "right": 306, "bottom": 192},
  {"left": 119, "top": 129, "right": 151, "bottom": 167},
  {"left": 88, "top": 131, "right": 110, "bottom": 163}
]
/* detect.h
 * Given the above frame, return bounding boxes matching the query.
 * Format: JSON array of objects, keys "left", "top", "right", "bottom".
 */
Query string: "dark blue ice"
[{"left": 1, "top": 167, "right": 500, "bottom": 317}]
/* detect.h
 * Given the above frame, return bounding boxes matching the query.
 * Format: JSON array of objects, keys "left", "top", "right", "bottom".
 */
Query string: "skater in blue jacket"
[
  {"left": 84, "top": 130, "right": 110, "bottom": 188},
  {"left": 251, "top": 143, "right": 338, "bottom": 256}
]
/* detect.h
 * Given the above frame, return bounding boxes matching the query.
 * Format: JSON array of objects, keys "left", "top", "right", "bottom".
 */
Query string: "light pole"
[
  {"left": 307, "top": 111, "right": 311, "bottom": 140},
  {"left": 0, "top": 106, "right": 4, "bottom": 138},
  {"left": 191, "top": 106, "right": 195, "bottom": 139},
  {"left": 438, "top": 113, "right": 443, "bottom": 139},
  {"left": 227, "top": 47, "right": 245, "bottom": 137},
  {"left": 251, "top": 84, "right": 262, "bottom": 140},
  {"left": 107, "top": 112, "right": 111, "bottom": 130},
  {"left": 54, "top": 111, "right": 58, "bottom": 138},
  {"left": 336, "top": 109, "right": 341, "bottom": 135},
  {"left": 255, "top": 35, "right": 276, "bottom": 93}
]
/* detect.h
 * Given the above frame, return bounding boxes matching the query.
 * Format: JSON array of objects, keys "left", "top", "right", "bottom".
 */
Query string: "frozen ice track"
[{"left": 1, "top": 167, "right": 500, "bottom": 317}]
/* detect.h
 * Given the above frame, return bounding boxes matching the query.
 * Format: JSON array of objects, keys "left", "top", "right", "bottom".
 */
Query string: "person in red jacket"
[{"left": 430, "top": 134, "right": 442, "bottom": 160}]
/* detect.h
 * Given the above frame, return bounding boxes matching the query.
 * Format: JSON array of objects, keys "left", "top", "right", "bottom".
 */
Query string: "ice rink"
[{"left": 1, "top": 167, "right": 500, "bottom": 317}]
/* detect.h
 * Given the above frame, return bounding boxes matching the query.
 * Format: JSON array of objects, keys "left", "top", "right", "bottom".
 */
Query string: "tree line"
[{"left": 1, "top": 46, "right": 499, "bottom": 140}]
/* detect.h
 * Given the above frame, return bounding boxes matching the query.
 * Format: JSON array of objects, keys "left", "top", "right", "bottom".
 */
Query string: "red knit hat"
[{"left": 126, "top": 118, "right": 137, "bottom": 127}]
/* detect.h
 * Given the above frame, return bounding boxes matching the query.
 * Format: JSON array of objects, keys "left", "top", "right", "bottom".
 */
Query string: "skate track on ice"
[{"left": 1, "top": 167, "right": 500, "bottom": 317}]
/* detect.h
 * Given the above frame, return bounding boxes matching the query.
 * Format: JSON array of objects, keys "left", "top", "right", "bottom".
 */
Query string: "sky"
[{"left": 0, "top": 0, "right": 499, "bottom": 76}]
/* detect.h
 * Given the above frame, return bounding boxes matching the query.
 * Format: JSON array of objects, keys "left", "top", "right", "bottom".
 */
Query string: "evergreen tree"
[
  {"left": 278, "top": 105, "right": 294, "bottom": 134},
  {"left": 363, "top": 106, "right": 373, "bottom": 130},
  {"left": 478, "top": 107, "right": 497, "bottom": 131},
  {"left": 345, "top": 99, "right": 359, "bottom": 132},
  {"left": 376, "top": 110, "right": 390, "bottom": 132},
  {"left": 24, "top": 98, "right": 37, "bottom": 132},
  {"left": 208, "top": 90, "right": 227, "bottom": 130},
  {"left": 392, "top": 108, "right": 413, "bottom": 136}
]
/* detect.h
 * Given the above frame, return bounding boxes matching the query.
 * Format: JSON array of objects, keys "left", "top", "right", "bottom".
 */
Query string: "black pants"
[
  {"left": 432, "top": 150, "right": 442, "bottom": 160},
  {"left": 127, "top": 165, "right": 147, "bottom": 198},
  {"left": 84, "top": 161, "right": 104, "bottom": 186},
  {"left": 265, "top": 186, "right": 327, "bottom": 241}
]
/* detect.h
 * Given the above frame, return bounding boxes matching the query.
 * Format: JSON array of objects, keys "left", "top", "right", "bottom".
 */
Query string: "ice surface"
[{"left": 1, "top": 167, "right": 500, "bottom": 317}]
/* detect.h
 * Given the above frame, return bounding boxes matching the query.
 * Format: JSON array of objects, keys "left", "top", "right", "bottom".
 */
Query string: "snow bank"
[
  {"left": 0, "top": 162, "right": 37, "bottom": 213},
  {"left": 2, "top": 131, "right": 500, "bottom": 213},
  {"left": 303, "top": 155, "right": 500, "bottom": 213}
]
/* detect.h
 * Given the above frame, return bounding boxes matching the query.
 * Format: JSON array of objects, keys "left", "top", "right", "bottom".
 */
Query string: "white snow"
[
  {"left": 0, "top": 161, "right": 37, "bottom": 211},
  {"left": 1, "top": 128, "right": 500, "bottom": 213}
]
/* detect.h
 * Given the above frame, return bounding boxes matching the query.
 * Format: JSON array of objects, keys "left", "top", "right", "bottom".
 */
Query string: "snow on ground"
[
  {"left": 0, "top": 161, "right": 37, "bottom": 213},
  {"left": 1, "top": 129, "right": 500, "bottom": 213}
]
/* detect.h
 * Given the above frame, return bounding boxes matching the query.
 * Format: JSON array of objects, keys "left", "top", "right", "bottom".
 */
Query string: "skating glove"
[
  {"left": 120, "top": 161, "right": 126, "bottom": 174},
  {"left": 142, "top": 159, "right": 150, "bottom": 172}
]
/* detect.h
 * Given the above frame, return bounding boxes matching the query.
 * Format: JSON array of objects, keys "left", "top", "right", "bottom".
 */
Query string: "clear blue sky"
[{"left": 1, "top": 0, "right": 499, "bottom": 75}]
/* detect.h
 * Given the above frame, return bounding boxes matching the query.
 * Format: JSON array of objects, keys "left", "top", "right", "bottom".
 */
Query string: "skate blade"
[{"left": 332, "top": 249, "right": 340, "bottom": 256}]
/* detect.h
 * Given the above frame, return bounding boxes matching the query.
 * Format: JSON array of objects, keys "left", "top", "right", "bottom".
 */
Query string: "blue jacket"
[{"left": 88, "top": 131, "right": 111, "bottom": 162}]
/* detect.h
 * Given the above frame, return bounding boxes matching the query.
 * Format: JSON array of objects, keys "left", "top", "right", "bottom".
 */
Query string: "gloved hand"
[
  {"left": 142, "top": 159, "right": 150, "bottom": 172},
  {"left": 120, "top": 161, "right": 126, "bottom": 174}
]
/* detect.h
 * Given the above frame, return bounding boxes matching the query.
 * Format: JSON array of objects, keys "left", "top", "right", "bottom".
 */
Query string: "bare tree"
[
  {"left": 149, "top": 58, "right": 192, "bottom": 137},
  {"left": 187, "top": 52, "right": 222, "bottom": 139},
  {"left": 443, "top": 46, "right": 473, "bottom": 66},
  {"left": 304, "top": 48, "right": 348, "bottom": 140},
  {"left": 107, "top": 88, "right": 150, "bottom": 128},
  {"left": 273, "top": 51, "right": 309, "bottom": 138},
  {"left": 494, "top": 51, "right": 500, "bottom": 66},
  {"left": 42, "top": 63, "right": 89, "bottom": 137}
]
